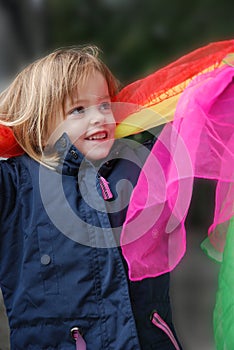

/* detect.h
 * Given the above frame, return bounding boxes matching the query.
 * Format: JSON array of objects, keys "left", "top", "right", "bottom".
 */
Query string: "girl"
[{"left": 0, "top": 47, "right": 182, "bottom": 349}]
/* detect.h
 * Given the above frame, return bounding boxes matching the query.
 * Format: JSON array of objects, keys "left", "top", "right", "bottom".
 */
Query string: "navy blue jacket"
[{"left": 0, "top": 134, "right": 181, "bottom": 349}]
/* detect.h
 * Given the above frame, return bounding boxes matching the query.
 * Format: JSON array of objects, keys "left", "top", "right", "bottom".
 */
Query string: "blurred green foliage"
[{"left": 46, "top": 0, "right": 234, "bottom": 84}]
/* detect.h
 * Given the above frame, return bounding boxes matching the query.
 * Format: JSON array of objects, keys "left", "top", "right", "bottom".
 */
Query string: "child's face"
[{"left": 56, "top": 71, "right": 116, "bottom": 161}]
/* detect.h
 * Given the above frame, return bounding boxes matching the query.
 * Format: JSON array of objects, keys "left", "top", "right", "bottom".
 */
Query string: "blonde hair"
[{"left": 0, "top": 45, "right": 119, "bottom": 165}]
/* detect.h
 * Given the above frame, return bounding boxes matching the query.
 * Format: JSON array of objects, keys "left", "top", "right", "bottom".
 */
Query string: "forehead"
[{"left": 66, "top": 70, "right": 110, "bottom": 105}]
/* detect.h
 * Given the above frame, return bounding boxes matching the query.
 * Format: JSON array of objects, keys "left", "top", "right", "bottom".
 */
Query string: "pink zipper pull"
[
  {"left": 151, "top": 311, "right": 181, "bottom": 350},
  {"left": 70, "top": 327, "right": 86, "bottom": 350},
  {"left": 99, "top": 176, "right": 113, "bottom": 200}
]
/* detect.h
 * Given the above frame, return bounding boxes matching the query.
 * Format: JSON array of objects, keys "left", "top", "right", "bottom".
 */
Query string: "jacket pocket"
[{"left": 37, "top": 224, "right": 60, "bottom": 295}]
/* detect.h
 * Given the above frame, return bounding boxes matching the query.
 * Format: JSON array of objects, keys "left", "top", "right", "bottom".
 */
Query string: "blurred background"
[{"left": 0, "top": 0, "right": 233, "bottom": 348}]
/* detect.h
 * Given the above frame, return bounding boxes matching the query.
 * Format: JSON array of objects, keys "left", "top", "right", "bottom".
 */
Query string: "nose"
[{"left": 88, "top": 106, "right": 105, "bottom": 125}]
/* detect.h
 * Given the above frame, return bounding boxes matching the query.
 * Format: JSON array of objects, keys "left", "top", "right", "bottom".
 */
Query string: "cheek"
[
  {"left": 110, "top": 113, "right": 116, "bottom": 124},
  {"left": 111, "top": 123, "right": 117, "bottom": 138},
  {"left": 47, "top": 119, "right": 85, "bottom": 147},
  {"left": 108, "top": 115, "right": 116, "bottom": 134},
  {"left": 64, "top": 120, "right": 85, "bottom": 143}
]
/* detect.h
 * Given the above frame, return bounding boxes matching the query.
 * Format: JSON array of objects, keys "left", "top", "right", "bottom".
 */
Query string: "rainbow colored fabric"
[
  {"left": 114, "top": 39, "right": 234, "bottom": 281},
  {"left": 114, "top": 39, "right": 234, "bottom": 138},
  {"left": 120, "top": 62, "right": 234, "bottom": 281}
]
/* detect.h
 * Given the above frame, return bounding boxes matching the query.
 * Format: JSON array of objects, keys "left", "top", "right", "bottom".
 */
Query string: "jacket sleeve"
[{"left": 0, "top": 158, "right": 20, "bottom": 226}]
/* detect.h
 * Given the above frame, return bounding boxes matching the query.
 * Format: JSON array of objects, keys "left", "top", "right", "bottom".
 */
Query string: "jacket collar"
[{"left": 53, "top": 133, "right": 122, "bottom": 176}]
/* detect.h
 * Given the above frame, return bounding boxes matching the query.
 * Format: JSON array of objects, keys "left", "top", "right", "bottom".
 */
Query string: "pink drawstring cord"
[
  {"left": 70, "top": 313, "right": 179, "bottom": 350},
  {"left": 70, "top": 327, "right": 86, "bottom": 350},
  {"left": 99, "top": 176, "right": 113, "bottom": 200},
  {"left": 151, "top": 311, "right": 181, "bottom": 350}
]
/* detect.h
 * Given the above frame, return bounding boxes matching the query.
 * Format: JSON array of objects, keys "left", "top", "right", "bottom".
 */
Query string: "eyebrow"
[{"left": 73, "top": 95, "right": 111, "bottom": 104}]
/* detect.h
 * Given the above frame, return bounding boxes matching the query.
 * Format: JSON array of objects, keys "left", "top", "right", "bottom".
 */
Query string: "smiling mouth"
[{"left": 86, "top": 132, "right": 108, "bottom": 140}]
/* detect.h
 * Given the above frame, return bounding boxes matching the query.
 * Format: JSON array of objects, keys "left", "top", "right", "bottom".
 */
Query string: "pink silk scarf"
[{"left": 121, "top": 64, "right": 234, "bottom": 280}]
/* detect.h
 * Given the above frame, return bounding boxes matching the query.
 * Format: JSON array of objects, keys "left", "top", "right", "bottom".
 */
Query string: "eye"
[
  {"left": 69, "top": 106, "right": 85, "bottom": 118},
  {"left": 99, "top": 102, "right": 112, "bottom": 112}
]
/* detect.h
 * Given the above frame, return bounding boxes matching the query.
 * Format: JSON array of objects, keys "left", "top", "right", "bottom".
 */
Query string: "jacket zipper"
[{"left": 151, "top": 311, "right": 181, "bottom": 350}]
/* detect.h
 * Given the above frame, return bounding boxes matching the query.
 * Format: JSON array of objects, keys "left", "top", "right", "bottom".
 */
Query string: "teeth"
[{"left": 88, "top": 132, "right": 107, "bottom": 140}]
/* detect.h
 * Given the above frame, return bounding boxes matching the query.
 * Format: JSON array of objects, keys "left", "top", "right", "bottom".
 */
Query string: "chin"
[
  {"left": 86, "top": 150, "right": 110, "bottom": 161},
  {"left": 86, "top": 143, "right": 114, "bottom": 161}
]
